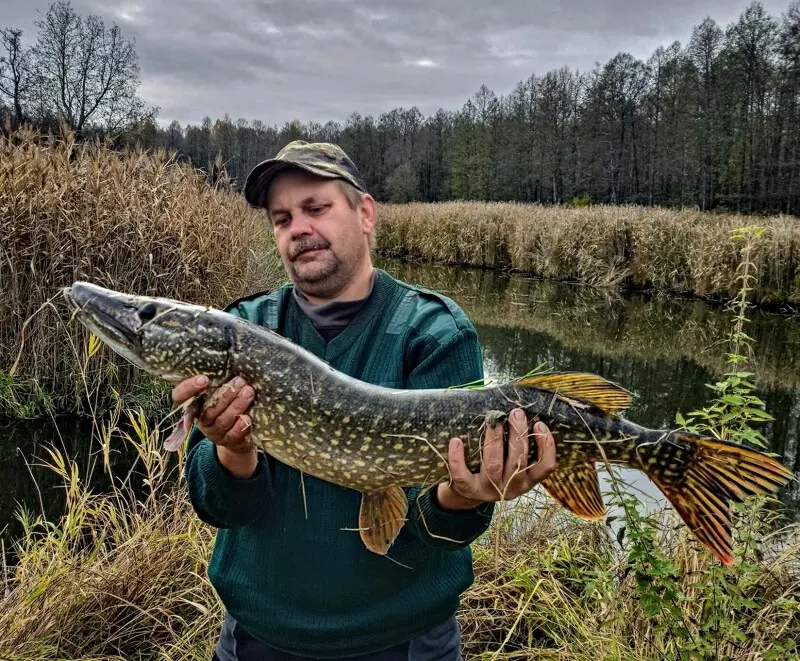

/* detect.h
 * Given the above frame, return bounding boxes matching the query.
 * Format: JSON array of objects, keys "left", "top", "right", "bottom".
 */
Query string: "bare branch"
[{"left": 31, "top": 0, "right": 154, "bottom": 135}]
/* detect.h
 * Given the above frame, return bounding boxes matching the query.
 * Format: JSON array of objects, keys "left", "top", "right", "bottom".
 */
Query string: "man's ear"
[{"left": 359, "top": 193, "right": 377, "bottom": 235}]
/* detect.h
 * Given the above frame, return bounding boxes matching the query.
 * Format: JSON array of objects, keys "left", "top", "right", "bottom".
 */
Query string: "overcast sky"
[{"left": 0, "top": 0, "right": 794, "bottom": 128}]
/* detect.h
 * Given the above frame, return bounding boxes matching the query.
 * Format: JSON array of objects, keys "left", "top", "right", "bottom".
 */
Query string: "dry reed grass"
[
  {"left": 0, "top": 411, "right": 221, "bottom": 660},
  {"left": 2, "top": 421, "right": 796, "bottom": 660},
  {"left": 459, "top": 493, "right": 800, "bottom": 660},
  {"left": 0, "top": 127, "right": 283, "bottom": 417},
  {"left": 376, "top": 202, "right": 800, "bottom": 303}
]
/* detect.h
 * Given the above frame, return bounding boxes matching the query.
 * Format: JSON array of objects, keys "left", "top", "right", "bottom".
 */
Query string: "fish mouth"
[{"left": 62, "top": 282, "right": 143, "bottom": 357}]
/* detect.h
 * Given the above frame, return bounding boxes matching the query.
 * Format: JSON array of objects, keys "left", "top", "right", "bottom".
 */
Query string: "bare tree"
[
  {"left": 32, "top": 0, "right": 155, "bottom": 135},
  {"left": 0, "top": 28, "right": 33, "bottom": 129}
]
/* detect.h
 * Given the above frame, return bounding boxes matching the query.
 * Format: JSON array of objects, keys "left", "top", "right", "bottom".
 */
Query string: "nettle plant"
[{"left": 605, "top": 225, "right": 797, "bottom": 660}]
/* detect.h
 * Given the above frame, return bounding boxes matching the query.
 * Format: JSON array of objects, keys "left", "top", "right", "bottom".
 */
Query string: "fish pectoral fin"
[
  {"left": 163, "top": 397, "right": 201, "bottom": 452},
  {"left": 541, "top": 462, "right": 606, "bottom": 520},
  {"left": 359, "top": 487, "right": 409, "bottom": 555},
  {"left": 514, "top": 372, "right": 632, "bottom": 415}
]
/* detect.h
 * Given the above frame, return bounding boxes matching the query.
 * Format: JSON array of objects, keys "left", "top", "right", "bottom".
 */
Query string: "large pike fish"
[{"left": 61, "top": 281, "right": 794, "bottom": 565}]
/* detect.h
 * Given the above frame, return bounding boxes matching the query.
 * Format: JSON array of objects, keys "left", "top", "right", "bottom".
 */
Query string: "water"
[
  {"left": 378, "top": 259, "right": 800, "bottom": 516},
  {"left": 2, "top": 259, "right": 799, "bottom": 547}
]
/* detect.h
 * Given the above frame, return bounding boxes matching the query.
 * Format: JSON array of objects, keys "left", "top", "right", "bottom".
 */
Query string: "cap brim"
[{"left": 244, "top": 160, "right": 344, "bottom": 209}]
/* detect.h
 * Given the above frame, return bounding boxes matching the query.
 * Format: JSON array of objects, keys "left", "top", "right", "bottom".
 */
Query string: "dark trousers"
[{"left": 212, "top": 611, "right": 461, "bottom": 661}]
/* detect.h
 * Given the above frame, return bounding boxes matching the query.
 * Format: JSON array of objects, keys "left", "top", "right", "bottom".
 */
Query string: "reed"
[
  {"left": 1, "top": 419, "right": 795, "bottom": 660},
  {"left": 376, "top": 202, "right": 800, "bottom": 304},
  {"left": 1, "top": 227, "right": 797, "bottom": 659},
  {"left": 0, "top": 409, "right": 221, "bottom": 660},
  {"left": 0, "top": 127, "right": 283, "bottom": 418}
]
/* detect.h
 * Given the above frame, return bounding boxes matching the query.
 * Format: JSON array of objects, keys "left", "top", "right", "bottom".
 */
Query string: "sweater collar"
[{"left": 289, "top": 268, "right": 397, "bottom": 363}]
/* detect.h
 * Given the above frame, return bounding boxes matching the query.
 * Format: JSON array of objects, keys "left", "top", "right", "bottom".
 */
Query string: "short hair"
[
  {"left": 336, "top": 179, "right": 365, "bottom": 210},
  {"left": 336, "top": 180, "right": 377, "bottom": 252}
]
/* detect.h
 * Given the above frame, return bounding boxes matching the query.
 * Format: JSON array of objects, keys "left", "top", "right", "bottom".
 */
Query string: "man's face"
[{"left": 266, "top": 169, "right": 375, "bottom": 299}]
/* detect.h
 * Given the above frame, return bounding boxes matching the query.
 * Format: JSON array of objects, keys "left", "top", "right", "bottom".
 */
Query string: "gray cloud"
[{"left": 0, "top": 0, "right": 794, "bottom": 128}]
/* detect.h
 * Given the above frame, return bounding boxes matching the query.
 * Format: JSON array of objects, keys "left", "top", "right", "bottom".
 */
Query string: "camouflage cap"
[{"left": 244, "top": 140, "right": 367, "bottom": 208}]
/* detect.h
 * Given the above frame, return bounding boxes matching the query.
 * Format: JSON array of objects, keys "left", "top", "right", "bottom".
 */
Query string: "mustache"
[{"left": 289, "top": 238, "right": 331, "bottom": 260}]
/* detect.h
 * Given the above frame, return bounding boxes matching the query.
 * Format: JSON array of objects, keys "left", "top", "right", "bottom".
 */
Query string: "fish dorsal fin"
[
  {"left": 541, "top": 462, "right": 606, "bottom": 520},
  {"left": 359, "top": 487, "right": 409, "bottom": 555},
  {"left": 513, "top": 372, "right": 632, "bottom": 415}
]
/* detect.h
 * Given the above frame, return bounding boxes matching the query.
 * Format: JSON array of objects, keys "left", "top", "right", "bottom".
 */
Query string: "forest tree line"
[{"left": 3, "top": 1, "right": 800, "bottom": 214}]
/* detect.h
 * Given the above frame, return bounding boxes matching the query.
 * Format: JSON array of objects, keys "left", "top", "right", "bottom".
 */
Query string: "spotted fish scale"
[{"left": 61, "top": 281, "right": 795, "bottom": 565}]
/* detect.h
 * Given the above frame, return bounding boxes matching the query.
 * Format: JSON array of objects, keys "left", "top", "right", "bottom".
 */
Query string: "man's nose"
[{"left": 289, "top": 215, "right": 314, "bottom": 237}]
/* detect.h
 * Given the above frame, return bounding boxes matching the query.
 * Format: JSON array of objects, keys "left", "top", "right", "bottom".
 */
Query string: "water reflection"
[
  {"left": 379, "top": 259, "right": 800, "bottom": 514},
  {"left": 1, "top": 260, "right": 799, "bottom": 547},
  {"left": 0, "top": 416, "right": 142, "bottom": 547}
]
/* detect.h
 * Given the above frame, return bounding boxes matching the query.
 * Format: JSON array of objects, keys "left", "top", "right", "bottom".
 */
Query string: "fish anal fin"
[
  {"left": 163, "top": 421, "right": 189, "bottom": 452},
  {"left": 542, "top": 462, "right": 606, "bottom": 520},
  {"left": 359, "top": 487, "right": 409, "bottom": 555},
  {"left": 514, "top": 372, "right": 632, "bottom": 415}
]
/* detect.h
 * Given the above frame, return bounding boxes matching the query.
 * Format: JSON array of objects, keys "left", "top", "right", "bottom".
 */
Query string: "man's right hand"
[{"left": 172, "top": 374, "right": 259, "bottom": 478}]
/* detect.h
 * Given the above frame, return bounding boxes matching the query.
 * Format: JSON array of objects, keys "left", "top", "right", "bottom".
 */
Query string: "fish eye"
[{"left": 138, "top": 303, "right": 158, "bottom": 323}]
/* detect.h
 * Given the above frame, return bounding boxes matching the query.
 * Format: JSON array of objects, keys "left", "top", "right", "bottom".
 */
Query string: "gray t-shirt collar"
[{"left": 292, "top": 269, "right": 378, "bottom": 340}]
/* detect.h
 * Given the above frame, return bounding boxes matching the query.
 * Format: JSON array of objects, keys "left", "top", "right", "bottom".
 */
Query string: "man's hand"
[
  {"left": 436, "top": 408, "right": 557, "bottom": 511},
  {"left": 172, "top": 375, "right": 258, "bottom": 478}
]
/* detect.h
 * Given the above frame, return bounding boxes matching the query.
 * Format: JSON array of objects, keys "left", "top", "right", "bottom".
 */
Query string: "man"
[{"left": 173, "top": 140, "right": 557, "bottom": 660}]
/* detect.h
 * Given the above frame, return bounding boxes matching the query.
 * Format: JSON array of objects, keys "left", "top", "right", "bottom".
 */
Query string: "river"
[{"left": 1, "top": 259, "right": 799, "bottom": 546}]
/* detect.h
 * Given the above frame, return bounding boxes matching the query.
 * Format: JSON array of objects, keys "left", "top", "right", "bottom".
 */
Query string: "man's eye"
[{"left": 308, "top": 205, "right": 326, "bottom": 215}]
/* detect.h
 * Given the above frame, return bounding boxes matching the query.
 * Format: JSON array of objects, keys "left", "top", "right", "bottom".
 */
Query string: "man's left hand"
[{"left": 436, "top": 408, "right": 556, "bottom": 511}]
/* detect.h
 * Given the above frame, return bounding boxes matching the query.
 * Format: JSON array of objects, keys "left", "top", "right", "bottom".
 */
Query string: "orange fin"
[
  {"left": 359, "top": 487, "right": 409, "bottom": 555},
  {"left": 644, "top": 432, "right": 794, "bottom": 566},
  {"left": 514, "top": 372, "right": 632, "bottom": 415},
  {"left": 542, "top": 463, "right": 606, "bottom": 520}
]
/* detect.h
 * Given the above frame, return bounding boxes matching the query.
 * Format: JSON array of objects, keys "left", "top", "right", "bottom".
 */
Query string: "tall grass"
[
  {"left": 1, "top": 407, "right": 796, "bottom": 660},
  {"left": 0, "top": 410, "right": 221, "bottom": 660},
  {"left": 0, "top": 127, "right": 283, "bottom": 418},
  {"left": 0, "top": 226, "right": 797, "bottom": 659},
  {"left": 376, "top": 202, "right": 800, "bottom": 304}
]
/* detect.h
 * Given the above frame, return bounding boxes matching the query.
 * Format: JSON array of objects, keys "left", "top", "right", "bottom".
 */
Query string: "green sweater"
[{"left": 184, "top": 268, "right": 495, "bottom": 658}]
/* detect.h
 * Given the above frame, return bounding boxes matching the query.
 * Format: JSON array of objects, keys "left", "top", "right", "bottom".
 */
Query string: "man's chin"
[{"left": 291, "top": 260, "right": 338, "bottom": 285}]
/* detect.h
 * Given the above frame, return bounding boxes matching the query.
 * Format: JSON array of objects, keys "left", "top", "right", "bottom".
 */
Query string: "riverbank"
[
  {"left": 380, "top": 259, "right": 800, "bottom": 392},
  {"left": 376, "top": 202, "right": 800, "bottom": 306},
  {"left": 2, "top": 160, "right": 798, "bottom": 658},
  {"left": 1, "top": 420, "right": 797, "bottom": 660}
]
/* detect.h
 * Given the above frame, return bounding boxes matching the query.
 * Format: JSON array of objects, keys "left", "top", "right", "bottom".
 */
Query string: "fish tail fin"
[{"left": 640, "top": 431, "right": 794, "bottom": 565}]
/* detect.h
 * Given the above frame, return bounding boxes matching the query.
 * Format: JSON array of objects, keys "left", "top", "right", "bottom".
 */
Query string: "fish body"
[{"left": 61, "top": 281, "right": 795, "bottom": 564}]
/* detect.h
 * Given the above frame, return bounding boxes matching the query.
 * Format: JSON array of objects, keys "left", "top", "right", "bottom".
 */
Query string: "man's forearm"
[{"left": 184, "top": 432, "right": 273, "bottom": 529}]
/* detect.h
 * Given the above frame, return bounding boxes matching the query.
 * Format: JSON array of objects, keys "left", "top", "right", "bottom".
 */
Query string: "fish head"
[{"left": 62, "top": 281, "right": 236, "bottom": 385}]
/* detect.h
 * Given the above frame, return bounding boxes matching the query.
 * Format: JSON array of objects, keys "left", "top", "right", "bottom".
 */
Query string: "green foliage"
[
  {"left": 676, "top": 226, "right": 773, "bottom": 448},
  {"left": 600, "top": 224, "right": 797, "bottom": 660},
  {"left": 0, "top": 370, "right": 53, "bottom": 419},
  {"left": 568, "top": 193, "right": 593, "bottom": 207}
]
